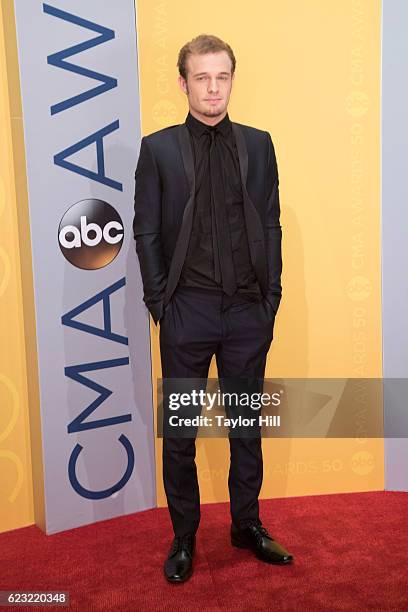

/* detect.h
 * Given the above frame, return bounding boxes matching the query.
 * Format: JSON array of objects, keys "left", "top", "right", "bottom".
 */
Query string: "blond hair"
[{"left": 177, "top": 34, "right": 236, "bottom": 79}]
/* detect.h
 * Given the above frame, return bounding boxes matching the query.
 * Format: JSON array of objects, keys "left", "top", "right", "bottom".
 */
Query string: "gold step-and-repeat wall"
[
  {"left": 135, "top": 0, "right": 383, "bottom": 506},
  {"left": 0, "top": 0, "right": 40, "bottom": 534}
]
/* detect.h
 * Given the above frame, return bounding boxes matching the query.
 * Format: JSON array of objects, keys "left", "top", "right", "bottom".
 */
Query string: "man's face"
[{"left": 178, "top": 51, "right": 234, "bottom": 122}]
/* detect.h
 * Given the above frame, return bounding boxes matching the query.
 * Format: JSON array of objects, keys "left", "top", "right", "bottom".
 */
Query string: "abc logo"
[{"left": 58, "top": 199, "right": 123, "bottom": 270}]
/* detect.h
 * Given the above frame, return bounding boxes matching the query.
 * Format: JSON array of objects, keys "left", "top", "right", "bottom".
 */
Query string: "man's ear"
[{"left": 178, "top": 74, "right": 188, "bottom": 95}]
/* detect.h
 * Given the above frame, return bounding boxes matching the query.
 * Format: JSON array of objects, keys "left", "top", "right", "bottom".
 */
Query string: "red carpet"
[{"left": 1, "top": 491, "right": 407, "bottom": 611}]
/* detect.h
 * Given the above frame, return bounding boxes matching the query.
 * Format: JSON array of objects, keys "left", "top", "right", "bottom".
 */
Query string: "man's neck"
[{"left": 188, "top": 108, "right": 228, "bottom": 126}]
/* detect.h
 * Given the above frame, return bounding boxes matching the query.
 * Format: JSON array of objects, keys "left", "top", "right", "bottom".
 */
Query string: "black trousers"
[{"left": 159, "top": 285, "right": 275, "bottom": 537}]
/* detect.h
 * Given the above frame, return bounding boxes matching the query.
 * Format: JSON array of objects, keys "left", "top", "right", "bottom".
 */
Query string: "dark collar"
[{"left": 185, "top": 111, "right": 232, "bottom": 137}]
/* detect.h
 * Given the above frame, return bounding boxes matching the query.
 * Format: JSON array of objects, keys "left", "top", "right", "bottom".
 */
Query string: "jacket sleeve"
[
  {"left": 265, "top": 132, "right": 283, "bottom": 315},
  {"left": 133, "top": 137, "right": 167, "bottom": 326}
]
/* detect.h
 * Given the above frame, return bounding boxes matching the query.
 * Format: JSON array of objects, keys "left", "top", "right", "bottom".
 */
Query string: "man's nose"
[{"left": 208, "top": 78, "right": 219, "bottom": 93}]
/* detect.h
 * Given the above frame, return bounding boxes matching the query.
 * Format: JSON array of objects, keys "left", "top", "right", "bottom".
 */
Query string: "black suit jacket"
[{"left": 133, "top": 120, "right": 282, "bottom": 326}]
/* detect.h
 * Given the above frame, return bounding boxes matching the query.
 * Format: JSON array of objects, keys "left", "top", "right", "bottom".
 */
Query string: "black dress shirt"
[{"left": 179, "top": 111, "right": 262, "bottom": 301}]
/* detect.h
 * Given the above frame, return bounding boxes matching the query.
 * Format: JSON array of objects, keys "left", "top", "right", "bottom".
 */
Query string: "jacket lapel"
[
  {"left": 163, "top": 124, "right": 196, "bottom": 304},
  {"left": 177, "top": 123, "right": 196, "bottom": 196},
  {"left": 231, "top": 123, "right": 268, "bottom": 295}
]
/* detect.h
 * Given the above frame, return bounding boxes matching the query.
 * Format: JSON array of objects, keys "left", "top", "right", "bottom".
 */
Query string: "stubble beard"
[
  {"left": 186, "top": 84, "right": 228, "bottom": 120},
  {"left": 201, "top": 107, "right": 224, "bottom": 118}
]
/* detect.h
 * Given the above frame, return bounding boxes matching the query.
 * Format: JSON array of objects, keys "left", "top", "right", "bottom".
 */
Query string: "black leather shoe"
[
  {"left": 231, "top": 522, "right": 293, "bottom": 564},
  {"left": 164, "top": 533, "right": 195, "bottom": 583}
]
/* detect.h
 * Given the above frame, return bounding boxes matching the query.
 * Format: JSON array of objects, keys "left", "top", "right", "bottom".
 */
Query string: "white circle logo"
[{"left": 58, "top": 199, "right": 124, "bottom": 270}]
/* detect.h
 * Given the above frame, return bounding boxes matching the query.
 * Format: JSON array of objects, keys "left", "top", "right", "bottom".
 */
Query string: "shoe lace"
[
  {"left": 170, "top": 534, "right": 194, "bottom": 556},
  {"left": 250, "top": 524, "right": 273, "bottom": 545}
]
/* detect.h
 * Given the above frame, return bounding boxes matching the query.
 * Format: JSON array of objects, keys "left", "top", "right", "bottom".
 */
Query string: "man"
[{"left": 133, "top": 34, "right": 293, "bottom": 583}]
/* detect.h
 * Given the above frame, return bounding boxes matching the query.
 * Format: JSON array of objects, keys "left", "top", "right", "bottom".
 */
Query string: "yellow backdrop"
[
  {"left": 135, "top": 0, "right": 384, "bottom": 507},
  {"left": 0, "top": 0, "right": 40, "bottom": 534}
]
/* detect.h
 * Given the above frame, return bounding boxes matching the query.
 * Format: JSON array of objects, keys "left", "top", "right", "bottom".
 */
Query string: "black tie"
[{"left": 208, "top": 128, "right": 237, "bottom": 296}]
